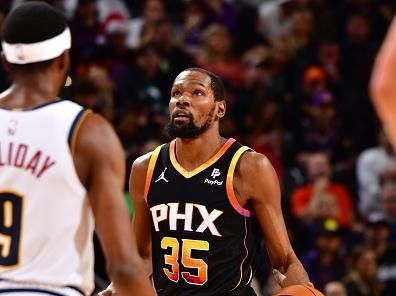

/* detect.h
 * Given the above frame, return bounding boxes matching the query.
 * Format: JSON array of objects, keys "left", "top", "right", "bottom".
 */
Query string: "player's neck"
[
  {"left": 175, "top": 131, "right": 226, "bottom": 171},
  {"left": 0, "top": 77, "right": 60, "bottom": 109}
]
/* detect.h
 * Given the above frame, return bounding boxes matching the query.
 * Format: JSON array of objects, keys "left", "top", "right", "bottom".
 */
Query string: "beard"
[{"left": 167, "top": 108, "right": 215, "bottom": 139}]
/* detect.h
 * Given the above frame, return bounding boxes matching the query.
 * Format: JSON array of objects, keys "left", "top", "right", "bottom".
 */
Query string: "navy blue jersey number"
[{"left": 0, "top": 192, "right": 23, "bottom": 267}]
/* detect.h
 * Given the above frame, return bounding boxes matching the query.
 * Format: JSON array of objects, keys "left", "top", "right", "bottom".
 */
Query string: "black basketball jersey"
[{"left": 145, "top": 138, "right": 261, "bottom": 296}]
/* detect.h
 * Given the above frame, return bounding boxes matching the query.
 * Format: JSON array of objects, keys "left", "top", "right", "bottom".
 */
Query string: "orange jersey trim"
[
  {"left": 226, "top": 146, "right": 252, "bottom": 217},
  {"left": 144, "top": 145, "right": 164, "bottom": 201},
  {"left": 169, "top": 138, "right": 236, "bottom": 179},
  {"left": 70, "top": 109, "right": 92, "bottom": 155}
]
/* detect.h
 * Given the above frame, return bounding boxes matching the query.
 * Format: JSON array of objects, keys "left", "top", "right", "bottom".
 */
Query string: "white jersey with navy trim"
[{"left": 0, "top": 100, "right": 94, "bottom": 295}]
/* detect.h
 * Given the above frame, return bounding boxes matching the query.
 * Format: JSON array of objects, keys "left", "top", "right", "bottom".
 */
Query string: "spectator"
[
  {"left": 283, "top": 9, "right": 315, "bottom": 58},
  {"left": 232, "top": 4, "right": 268, "bottom": 56},
  {"left": 244, "top": 98, "right": 284, "bottom": 177},
  {"left": 85, "top": 65, "right": 115, "bottom": 120},
  {"left": 380, "top": 182, "right": 396, "bottom": 227},
  {"left": 364, "top": 213, "right": 396, "bottom": 295},
  {"left": 127, "top": 0, "right": 166, "bottom": 49},
  {"left": 316, "top": 41, "right": 342, "bottom": 94},
  {"left": 300, "top": 90, "right": 342, "bottom": 159},
  {"left": 258, "top": 0, "right": 295, "bottom": 42},
  {"left": 301, "top": 220, "right": 347, "bottom": 291},
  {"left": 357, "top": 130, "right": 394, "bottom": 217},
  {"left": 70, "top": 0, "right": 101, "bottom": 64},
  {"left": 117, "top": 43, "right": 168, "bottom": 114},
  {"left": 96, "top": 0, "right": 130, "bottom": 23},
  {"left": 93, "top": 14, "right": 135, "bottom": 86},
  {"left": 204, "top": 0, "right": 237, "bottom": 31},
  {"left": 269, "top": 38, "right": 297, "bottom": 138},
  {"left": 180, "top": 0, "right": 209, "bottom": 56},
  {"left": 302, "top": 66, "right": 327, "bottom": 101},
  {"left": 297, "top": 66, "right": 327, "bottom": 121},
  {"left": 73, "top": 78, "right": 112, "bottom": 119},
  {"left": 196, "top": 24, "right": 244, "bottom": 89},
  {"left": 343, "top": 246, "right": 382, "bottom": 296},
  {"left": 340, "top": 13, "right": 379, "bottom": 151},
  {"left": 237, "top": 45, "right": 274, "bottom": 120},
  {"left": 290, "top": 152, "right": 354, "bottom": 226},
  {"left": 152, "top": 18, "right": 195, "bottom": 84}
]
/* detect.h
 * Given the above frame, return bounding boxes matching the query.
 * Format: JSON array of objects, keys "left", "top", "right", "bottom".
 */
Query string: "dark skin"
[
  {"left": 371, "top": 16, "right": 396, "bottom": 149},
  {"left": 0, "top": 51, "right": 155, "bottom": 296},
  {"left": 102, "top": 70, "right": 310, "bottom": 295}
]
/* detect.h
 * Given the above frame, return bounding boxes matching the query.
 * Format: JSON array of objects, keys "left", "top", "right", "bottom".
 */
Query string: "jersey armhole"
[
  {"left": 143, "top": 144, "right": 164, "bottom": 202},
  {"left": 226, "top": 146, "right": 253, "bottom": 217},
  {"left": 67, "top": 109, "right": 92, "bottom": 155}
]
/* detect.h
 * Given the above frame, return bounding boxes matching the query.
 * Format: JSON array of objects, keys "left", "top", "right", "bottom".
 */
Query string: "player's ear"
[
  {"left": 56, "top": 50, "right": 70, "bottom": 73},
  {"left": 216, "top": 100, "right": 226, "bottom": 119},
  {"left": 1, "top": 53, "right": 12, "bottom": 74}
]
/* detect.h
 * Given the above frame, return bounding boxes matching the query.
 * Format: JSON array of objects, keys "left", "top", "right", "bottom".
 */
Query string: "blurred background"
[{"left": 1, "top": 0, "right": 396, "bottom": 295}]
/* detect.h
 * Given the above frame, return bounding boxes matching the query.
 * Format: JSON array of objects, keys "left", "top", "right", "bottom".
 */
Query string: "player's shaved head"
[{"left": 177, "top": 68, "right": 226, "bottom": 102}]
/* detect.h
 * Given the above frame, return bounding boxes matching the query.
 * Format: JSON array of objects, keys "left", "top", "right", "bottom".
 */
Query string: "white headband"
[{"left": 2, "top": 27, "right": 71, "bottom": 64}]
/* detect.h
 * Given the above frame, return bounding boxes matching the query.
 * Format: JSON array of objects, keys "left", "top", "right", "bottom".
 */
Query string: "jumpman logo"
[{"left": 155, "top": 167, "right": 169, "bottom": 183}]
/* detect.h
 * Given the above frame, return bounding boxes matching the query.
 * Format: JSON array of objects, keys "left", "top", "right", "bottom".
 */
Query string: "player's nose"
[{"left": 175, "top": 93, "right": 191, "bottom": 107}]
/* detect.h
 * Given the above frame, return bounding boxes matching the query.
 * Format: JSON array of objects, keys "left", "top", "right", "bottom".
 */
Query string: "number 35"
[{"left": 161, "top": 237, "right": 209, "bottom": 285}]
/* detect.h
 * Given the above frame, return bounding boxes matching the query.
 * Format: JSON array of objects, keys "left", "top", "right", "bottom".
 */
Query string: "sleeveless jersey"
[
  {"left": 145, "top": 138, "right": 261, "bottom": 296},
  {"left": 0, "top": 100, "right": 94, "bottom": 295}
]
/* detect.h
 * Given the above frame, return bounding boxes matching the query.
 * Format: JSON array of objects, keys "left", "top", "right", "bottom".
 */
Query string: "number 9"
[{"left": 0, "top": 192, "right": 23, "bottom": 268}]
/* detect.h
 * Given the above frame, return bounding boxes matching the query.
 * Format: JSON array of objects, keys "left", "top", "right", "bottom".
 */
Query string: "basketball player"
[
  {"left": 102, "top": 67, "right": 310, "bottom": 295},
  {"left": 0, "top": 3, "right": 154, "bottom": 296},
  {"left": 371, "top": 16, "right": 396, "bottom": 149}
]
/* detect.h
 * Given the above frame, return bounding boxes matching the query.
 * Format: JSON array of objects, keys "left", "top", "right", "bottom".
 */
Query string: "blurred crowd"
[{"left": 1, "top": 0, "right": 396, "bottom": 295}]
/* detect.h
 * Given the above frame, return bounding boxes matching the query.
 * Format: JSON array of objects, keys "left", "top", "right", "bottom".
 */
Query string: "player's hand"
[
  {"left": 273, "top": 269, "right": 314, "bottom": 288},
  {"left": 98, "top": 283, "right": 117, "bottom": 296},
  {"left": 273, "top": 269, "right": 286, "bottom": 287}
]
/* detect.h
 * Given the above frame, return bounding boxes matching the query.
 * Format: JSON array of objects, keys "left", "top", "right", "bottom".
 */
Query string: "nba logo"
[
  {"left": 16, "top": 45, "right": 25, "bottom": 61},
  {"left": 8, "top": 119, "right": 18, "bottom": 135},
  {"left": 211, "top": 168, "right": 221, "bottom": 179}
]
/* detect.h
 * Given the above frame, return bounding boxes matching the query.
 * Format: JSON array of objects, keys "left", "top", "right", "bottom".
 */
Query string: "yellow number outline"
[{"left": 0, "top": 190, "right": 24, "bottom": 269}]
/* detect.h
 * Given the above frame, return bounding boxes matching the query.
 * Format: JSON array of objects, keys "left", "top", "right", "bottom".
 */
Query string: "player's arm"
[
  {"left": 75, "top": 113, "right": 155, "bottom": 296},
  {"left": 235, "top": 152, "right": 310, "bottom": 287},
  {"left": 99, "top": 153, "right": 154, "bottom": 296},
  {"left": 371, "top": 16, "right": 396, "bottom": 149},
  {"left": 129, "top": 153, "right": 153, "bottom": 276}
]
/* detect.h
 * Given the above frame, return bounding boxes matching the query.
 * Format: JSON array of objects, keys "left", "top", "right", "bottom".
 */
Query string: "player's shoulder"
[
  {"left": 75, "top": 111, "right": 123, "bottom": 159},
  {"left": 132, "top": 144, "right": 166, "bottom": 174},
  {"left": 132, "top": 152, "right": 153, "bottom": 173},
  {"left": 79, "top": 111, "right": 111, "bottom": 137},
  {"left": 237, "top": 150, "right": 276, "bottom": 179}
]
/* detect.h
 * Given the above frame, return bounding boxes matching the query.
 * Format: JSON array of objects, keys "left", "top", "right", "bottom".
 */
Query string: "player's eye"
[
  {"left": 172, "top": 90, "right": 181, "bottom": 98},
  {"left": 194, "top": 90, "right": 204, "bottom": 96}
]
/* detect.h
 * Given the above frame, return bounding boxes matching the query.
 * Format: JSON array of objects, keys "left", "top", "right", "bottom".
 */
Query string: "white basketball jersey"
[{"left": 0, "top": 100, "right": 94, "bottom": 295}]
